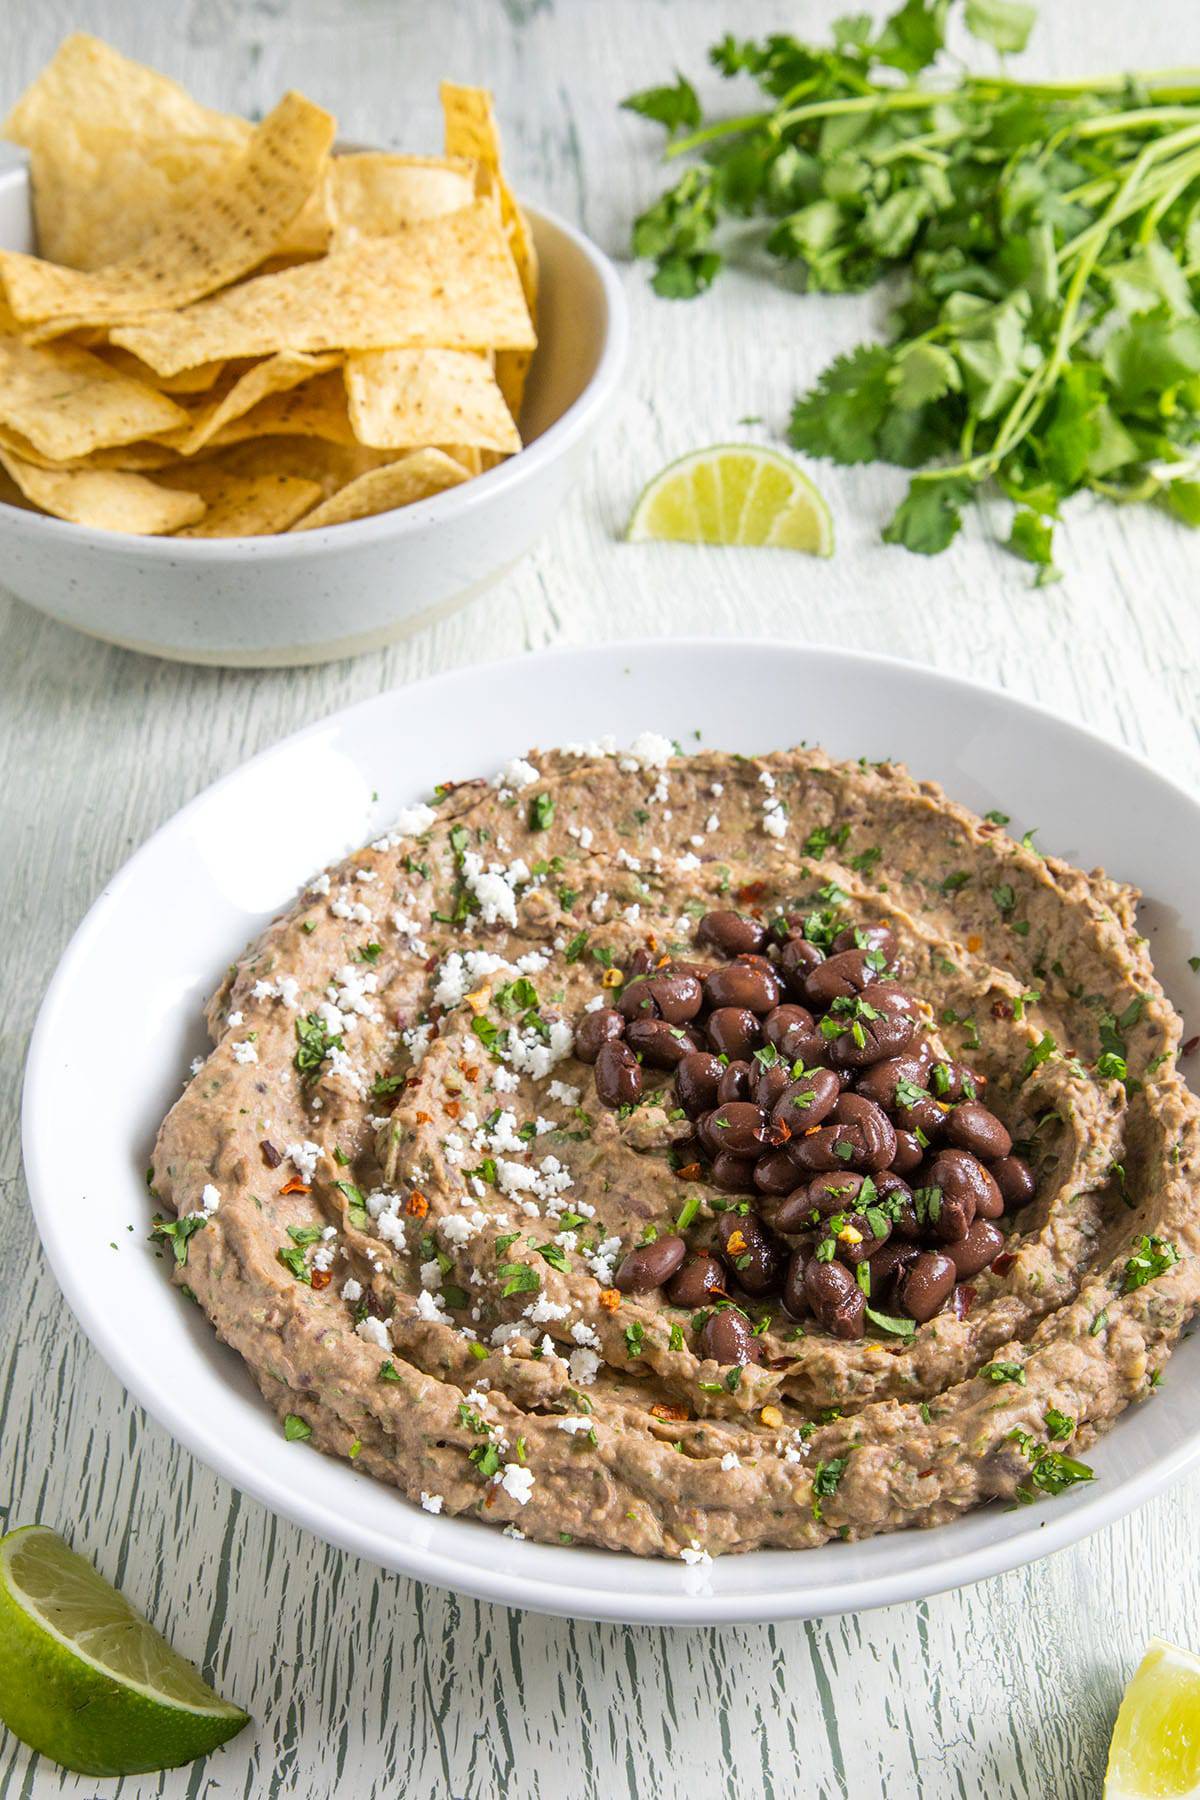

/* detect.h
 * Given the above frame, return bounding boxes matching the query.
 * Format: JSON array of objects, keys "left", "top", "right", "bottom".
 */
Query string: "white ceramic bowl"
[
  {"left": 22, "top": 641, "right": 1200, "bottom": 1625},
  {"left": 0, "top": 152, "right": 628, "bottom": 666}
]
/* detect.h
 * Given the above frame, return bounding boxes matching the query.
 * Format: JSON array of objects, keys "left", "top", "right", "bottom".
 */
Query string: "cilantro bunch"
[{"left": 624, "top": 0, "right": 1200, "bottom": 569}]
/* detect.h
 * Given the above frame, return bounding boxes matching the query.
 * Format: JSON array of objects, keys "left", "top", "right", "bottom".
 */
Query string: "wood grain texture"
[{"left": 1, "top": 2, "right": 1198, "bottom": 1795}]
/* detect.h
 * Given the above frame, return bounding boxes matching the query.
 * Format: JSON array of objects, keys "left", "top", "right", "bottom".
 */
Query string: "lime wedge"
[
  {"left": 0, "top": 1525, "right": 248, "bottom": 1776},
  {"left": 1105, "top": 1637, "right": 1200, "bottom": 1798},
  {"left": 626, "top": 444, "right": 833, "bottom": 554}
]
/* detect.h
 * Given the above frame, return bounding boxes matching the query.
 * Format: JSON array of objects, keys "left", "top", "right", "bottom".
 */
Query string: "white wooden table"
[{"left": 2, "top": 2, "right": 1198, "bottom": 1794}]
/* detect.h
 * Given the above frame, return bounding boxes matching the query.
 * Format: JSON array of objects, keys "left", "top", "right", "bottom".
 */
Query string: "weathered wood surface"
[{"left": 1, "top": 1, "right": 1198, "bottom": 1794}]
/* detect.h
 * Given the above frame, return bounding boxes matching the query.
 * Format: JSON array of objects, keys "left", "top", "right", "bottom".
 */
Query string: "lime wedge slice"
[
  {"left": 626, "top": 444, "right": 834, "bottom": 554},
  {"left": 0, "top": 1525, "right": 248, "bottom": 1776},
  {"left": 1105, "top": 1637, "right": 1200, "bottom": 1798}
]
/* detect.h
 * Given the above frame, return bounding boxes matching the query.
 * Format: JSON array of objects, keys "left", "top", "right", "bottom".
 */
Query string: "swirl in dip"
[{"left": 152, "top": 737, "right": 1200, "bottom": 1557}]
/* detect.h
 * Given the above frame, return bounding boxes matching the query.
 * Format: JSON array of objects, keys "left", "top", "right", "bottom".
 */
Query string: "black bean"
[
  {"left": 772, "top": 1067, "right": 841, "bottom": 1135},
  {"left": 666, "top": 1253, "right": 725, "bottom": 1307},
  {"left": 697, "top": 910, "right": 767, "bottom": 956},
  {"left": 854, "top": 1050, "right": 932, "bottom": 1109},
  {"left": 826, "top": 987, "right": 921, "bottom": 1068},
  {"left": 706, "top": 1006, "right": 761, "bottom": 1060},
  {"left": 866, "top": 1239, "right": 920, "bottom": 1303},
  {"left": 770, "top": 1185, "right": 822, "bottom": 1235},
  {"left": 787, "top": 1121, "right": 860, "bottom": 1172},
  {"left": 782, "top": 1244, "right": 814, "bottom": 1318},
  {"left": 704, "top": 960, "right": 782, "bottom": 1016},
  {"left": 874, "top": 1171, "right": 919, "bottom": 1239},
  {"left": 831, "top": 922, "right": 898, "bottom": 961},
  {"left": 804, "top": 1259, "right": 866, "bottom": 1339},
  {"left": 593, "top": 1040, "right": 643, "bottom": 1108},
  {"left": 626, "top": 1019, "right": 703, "bottom": 1069},
  {"left": 897, "top": 1251, "right": 957, "bottom": 1323},
  {"left": 752, "top": 1062, "right": 792, "bottom": 1109},
  {"left": 617, "top": 978, "right": 660, "bottom": 1022},
  {"left": 762, "top": 1004, "right": 822, "bottom": 1064},
  {"left": 614, "top": 1234, "right": 688, "bottom": 1294},
  {"left": 802, "top": 947, "right": 881, "bottom": 1009},
  {"left": 646, "top": 971, "right": 704, "bottom": 1025},
  {"left": 707, "top": 1101, "right": 771, "bottom": 1156},
  {"left": 944, "top": 1218, "right": 1005, "bottom": 1279},
  {"left": 575, "top": 1007, "right": 625, "bottom": 1064},
  {"left": 891, "top": 1129, "right": 924, "bottom": 1175},
  {"left": 929, "top": 1147, "right": 1004, "bottom": 1223},
  {"left": 717, "top": 1059, "right": 754, "bottom": 1104},
  {"left": 715, "top": 1211, "right": 782, "bottom": 1297},
  {"left": 675, "top": 1051, "right": 723, "bottom": 1118},
  {"left": 709, "top": 1151, "right": 759, "bottom": 1193},
  {"left": 990, "top": 1154, "right": 1036, "bottom": 1208},
  {"left": 830, "top": 1092, "right": 897, "bottom": 1171},
  {"left": 699, "top": 1307, "right": 761, "bottom": 1366},
  {"left": 944, "top": 1100, "right": 1012, "bottom": 1160},
  {"left": 779, "top": 936, "right": 826, "bottom": 998},
  {"left": 929, "top": 1059, "right": 983, "bottom": 1102},
  {"left": 753, "top": 1149, "right": 801, "bottom": 1196}
]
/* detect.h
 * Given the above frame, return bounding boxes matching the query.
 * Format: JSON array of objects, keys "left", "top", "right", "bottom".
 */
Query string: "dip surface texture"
[{"left": 151, "top": 742, "right": 1200, "bottom": 1557}]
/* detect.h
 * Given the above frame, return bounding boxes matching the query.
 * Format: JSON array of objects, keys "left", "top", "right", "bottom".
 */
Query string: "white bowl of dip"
[{"left": 0, "top": 151, "right": 628, "bottom": 667}]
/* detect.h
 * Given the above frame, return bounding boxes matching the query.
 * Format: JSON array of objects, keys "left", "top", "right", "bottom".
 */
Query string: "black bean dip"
[{"left": 151, "top": 738, "right": 1200, "bottom": 1558}]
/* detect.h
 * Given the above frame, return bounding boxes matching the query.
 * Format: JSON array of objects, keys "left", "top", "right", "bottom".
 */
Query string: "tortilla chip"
[
  {"left": 329, "top": 153, "right": 476, "bottom": 248},
  {"left": 441, "top": 83, "right": 537, "bottom": 420},
  {"left": 289, "top": 446, "right": 468, "bottom": 530},
  {"left": 3, "top": 34, "right": 251, "bottom": 269},
  {"left": 344, "top": 348, "right": 520, "bottom": 453},
  {"left": 112, "top": 201, "right": 536, "bottom": 374},
  {"left": 0, "top": 447, "right": 203, "bottom": 533},
  {"left": 1, "top": 91, "right": 335, "bottom": 330},
  {"left": 153, "top": 462, "right": 322, "bottom": 536},
  {"left": 204, "top": 370, "right": 357, "bottom": 449},
  {"left": 158, "top": 351, "right": 341, "bottom": 455},
  {"left": 0, "top": 334, "right": 188, "bottom": 461},
  {"left": 101, "top": 346, "right": 227, "bottom": 394},
  {"left": 210, "top": 435, "right": 406, "bottom": 499}
]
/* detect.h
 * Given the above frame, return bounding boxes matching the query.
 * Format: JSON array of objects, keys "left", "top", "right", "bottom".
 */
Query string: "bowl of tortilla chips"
[{"left": 0, "top": 38, "right": 627, "bottom": 665}]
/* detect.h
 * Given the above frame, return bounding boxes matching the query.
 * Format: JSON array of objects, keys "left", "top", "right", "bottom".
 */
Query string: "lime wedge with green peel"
[
  {"left": 0, "top": 1525, "right": 249, "bottom": 1776},
  {"left": 626, "top": 444, "right": 833, "bottom": 554},
  {"left": 1105, "top": 1637, "right": 1200, "bottom": 1798}
]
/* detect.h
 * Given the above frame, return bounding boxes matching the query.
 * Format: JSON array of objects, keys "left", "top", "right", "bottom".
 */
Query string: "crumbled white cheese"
[
  {"left": 355, "top": 1315, "right": 391, "bottom": 1350},
  {"left": 493, "top": 757, "right": 540, "bottom": 791},
  {"left": 556, "top": 1416, "right": 595, "bottom": 1435},
  {"left": 391, "top": 801, "right": 438, "bottom": 837},
  {"left": 680, "top": 1542, "right": 712, "bottom": 1566},
  {"left": 420, "top": 1491, "right": 445, "bottom": 1514},
  {"left": 232, "top": 1040, "right": 258, "bottom": 1065},
  {"left": 498, "top": 1463, "right": 535, "bottom": 1506},
  {"left": 341, "top": 1278, "right": 363, "bottom": 1303},
  {"left": 720, "top": 1452, "right": 741, "bottom": 1472},
  {"left": 287, "top": 1140, "right": 321, "bottom": 1183}
]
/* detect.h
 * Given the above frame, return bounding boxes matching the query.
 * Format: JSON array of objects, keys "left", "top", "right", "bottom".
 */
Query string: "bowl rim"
[
  {"left": 0, "top": 173, "right": 630, "bottom": 558},
  {"left": 20, "top": 637, "right": 1200, "bottom": 1624}
]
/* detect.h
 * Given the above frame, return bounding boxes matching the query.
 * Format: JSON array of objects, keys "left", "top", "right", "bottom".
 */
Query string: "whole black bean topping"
[
  {"left": 804, "top": 1259, "right": 866, "bottom": 1339},
  {"left": 666, "top": 1252, "right": 726, "bottom": 1307},
  {"left": 626, "top": 1018, "right": 703, "bottom": 1069},
  {"left": 782, "top": 1246, "right": 813, "bottom": 1318},
  {"left": 787, "top": 1121, "right": 861, "bottom": 1173},
  {"left": 614, "top": 1234, "right": 688, "bottom": 1294},
  {"left": 944, "top": 1100, "right": 1012, "bottom": 1161},
  {"left": 706, "top": 1006, "right": 761, "bottom": 1060},
  {"left": 854, "top": 1050, "right": 933, "bottom": 1109},
  {"left": 866, "top": 1239, "right": 920, "bottom": 1303},
  {"left": 717, "top": 1059, "right": 754, "bottom": 1104},
  {"left": 944, "top": 1218, "right": 1005, "bottom": 1279},
  {"left": 593, "top": 1040, "right": 643, "bottom": 1109},
  {"left": 831, "top": 922, "right": 898, "bottom": 961},
  {"left": 575, "top": 1007, "right": 625, "bottom": 1064},
  {"left": 802, "top": 946, "right": 881, "bottom": 1009},
  {"left": 708, "top": 1151, "right": 759, "bottom": 1194},
  {"left": 707, "top": 1101, "right": 771, "bottom": 1156},
  {"left": 830, "top": 1092, "right": 897, "bottom": 1172},
  {"left": 928, "top": 1059, "right": 983, "bottom": 1102},
  {"left": 704, "top": 959, "right": 782, "bottom": 1016},
  {"left": 873, "top": 1171, "right": 918, "bottom": 1239},
  {"left": 770, "top": 1185, "right": 823, "bottom": 1235},
  {"left": 928, "top": 1147, "right": 1004, "bottom": 1222},
  {"left": 779, "top": 936, "right": 826, "bottom": 998},
  {"left": 697, "top": 910, "right": 767, "bottom": 956},
  {"left": 990, "top": 1154, "right": 1036, "bottom": 1208},
  {"left": 699, "top": 1307, "right": 761, "bottom": 1366},
  {"left": 897, "top": 1251, "right": 957, "bottom": 1323},
  {"left": 826, "top": 990, "right": 920, "bottom": 1068},
  {"left": 752, "top": 1061, "right": 791, "bottom": 1110},
  {"left": 715, "top": 1211, "right": 782, "bottom": 1297},
  {"left": 891, "top": 1129, "right": 924, "bottom": 1175},
  {"left": 772, "top": 1066, "right": 841, "bottom": 1134},
  {"left": 617, "top": 978, "right": 660, "bottom": 1023},
  {"left": 674, "top": 1051, "right": 723, "bottom": 1118},
  {"left": 753, "top": 1148, "right": 801, "bottom": 1196},
  {"left": 646, "top": 971, "right": 704, "bottom": 1025},
  {"left": 762, "top": 1003, "right": 816, "bottom": 1052}
]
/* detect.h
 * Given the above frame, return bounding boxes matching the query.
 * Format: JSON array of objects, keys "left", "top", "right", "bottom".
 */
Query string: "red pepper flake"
[
  {"left": 598, "top": 1287, "right": 621, "bottom": 1312},
  {"left": 423, "top": 954, "right": 438, "bottom": 973},
  {"left": 457, "top": 1060, "right": 481, "bottom": 1080},
  {"left": 650, "top": 1402, "right": 691, "bottom": 1422},
  {"left": 735, "top": 879, "right": 768, "bottom": 904},
  {"left": 406, "top": 1192, "right": 429, "bottom": 1218},
  {"left": 415, "top": 1110, "right": 433, "bottom": 1124},
  {"left": 1184, "top": 1035, "right": 1199, "bottom": 1058},
  {"left": 311, "top": 1267, "right": 332, "bottom": 1290},
  {"left": 675, "top": 1162, "right": 703, "bottom": 1181},
  {"left": 483, "top": 1484, "right": 499, "bottom": 1508},
  {"left": 991, "top": 1252, "right": 1015, "bottom": 1276},
  {"left": 260, "top": 1139, "right": 283, "bottom": 1168},
  {"left": 279, "top": 1176, "right": 310, "bottom": 1195},
  {"left": 444, "top": 1099, "right": 462, "bottom": 1120},
  {"left": 917, "top": 1468, "right": 936, "bottom": 1479},
  {"left": 952, "top": 1284, "right": 977, "bottom": 1318},
  {"left": 992, "top": 999, "right": 1014, "bottom": 1020}
]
